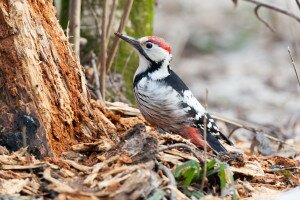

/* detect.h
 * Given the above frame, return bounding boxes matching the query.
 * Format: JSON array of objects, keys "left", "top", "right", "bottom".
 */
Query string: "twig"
[
  {"left": 91, "top": 53, "right": 104, "bottom": 106},
  {"left": 155, "top": 160, "right": 176, "bottom": 200},
  {"left": 201, "top": 89, "right": 208, "bottom": 190},
  {"left": 121, "top": 49, "right": 134, "bottom": 75},
  {"left": 296, "top": 0, "right": 300, "bottom": 12},
  {"left": 99, "top": 0, "right": 109, "bottom": 99},
  {"left": 106, "top": 0, "right": 133, "bottom": 73},
  {"left": 159, "top": 143, "right": 204, "bottom": 163},
  {"left": 288, "top": 46, "right": 300, "bottom": 88},
  {"left": 1, "top": 163, "right": 47, "bottom": 170},
  {"left": 88, "top": 0, "right": 101, "bottom": 39},
  {"left": 62, "top": 159, "right": 93, "bottom": 171},
  {"left": 241, "top": 0, "right": 300, "bottom": 24},
  {"left": 254, "top": 5, "right": 275, "bottom": 32},
  {"left": 227, "top": 127, "right": 241, "bottom": 138},
  {"left": 91, "top": 52, "right": 102, "bottom": 101},
  {"left": 211, "top": 113, "right": 300, "bottom": 150},
  {"left": 106, "top": 0, "right": 118, "bottom": 44},
  {"left": 87, "top": 84, "right": 98, "bottom": 100}
]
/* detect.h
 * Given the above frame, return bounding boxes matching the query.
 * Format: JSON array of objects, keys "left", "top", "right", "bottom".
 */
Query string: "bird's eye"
[{"left": 146, "top": 43, "right": 153, "bottom": 49}]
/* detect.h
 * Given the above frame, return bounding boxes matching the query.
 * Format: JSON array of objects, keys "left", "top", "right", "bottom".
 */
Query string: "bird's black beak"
[
  {"left": 115, "top": 32, "right": 154, "bottom": 63},
  {"left": 115, "top": 32, "right": 140, "bottom": 49}
]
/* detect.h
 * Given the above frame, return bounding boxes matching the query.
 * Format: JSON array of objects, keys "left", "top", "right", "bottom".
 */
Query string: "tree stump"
[{"left": 0, "top": 0, "right": 110, "bottom": 157}]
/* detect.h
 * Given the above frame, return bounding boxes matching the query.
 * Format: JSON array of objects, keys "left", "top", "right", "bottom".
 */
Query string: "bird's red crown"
[{"left": 147, "top": 36, "right": 171, "bottom": 54}]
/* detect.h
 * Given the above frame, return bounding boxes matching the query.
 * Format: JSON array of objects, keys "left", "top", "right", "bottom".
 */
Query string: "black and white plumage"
[{"left": 115, "top": 32, "right": 233, "bottom": 153}]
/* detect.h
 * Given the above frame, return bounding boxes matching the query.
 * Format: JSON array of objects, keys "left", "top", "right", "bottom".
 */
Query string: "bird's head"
[{"left": 115, "top": 32, "right": 172, "bottom": 65}]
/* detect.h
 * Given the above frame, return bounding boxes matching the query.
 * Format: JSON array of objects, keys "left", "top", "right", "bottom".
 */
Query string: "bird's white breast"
[{"left": 134, "top": 77, "right": 188, "bottom": 132}]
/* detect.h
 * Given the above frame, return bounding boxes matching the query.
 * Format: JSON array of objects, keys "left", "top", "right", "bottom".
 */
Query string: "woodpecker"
[{"left": 115, "top": 32, "right": 233, "bottom": 153}]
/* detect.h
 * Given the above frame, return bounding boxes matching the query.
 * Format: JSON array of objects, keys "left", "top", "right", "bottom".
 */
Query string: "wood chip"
[
  {"left": 231, "top": 161, "right": 265, "bottom": 177},
  {"left": 98, "top": 173, "right": 131, "bottom": 190},
  {"left": 43, "top": 167, "right": 76, "bottom": 193},
  {"left": 106, "top": 101, "right": 141, "bottom": 116},
  {"left": 84, "top": 163, "right": 107, "bottom": 185},
  {"left": 157, "top": 152, "right": 185, "bottom": 166},
  {"left": 163, "top": 149, "right": 198, "bottom": 161},
  {"left": 61, "top": 159, "right": 92, "bottom": 172},
  {"left": 0, "top": 178, "right": 29, "bottom": 195},
  {"left": 72, "top": 138, "right": 114, "bottom": 152},
  {"left": 1, "top": 163, "right": 47, "bottom": 170}
]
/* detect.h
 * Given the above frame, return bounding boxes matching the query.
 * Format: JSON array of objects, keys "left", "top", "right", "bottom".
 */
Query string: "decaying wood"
[
  {"left": 106, "top": 101, "right": 141, "bottom": 116},
  {"left": 0, "top": 0, "right": 111, "bottom": 157},
  {"left": 0, "top": 107, "right": 299, "bottom": 199}
]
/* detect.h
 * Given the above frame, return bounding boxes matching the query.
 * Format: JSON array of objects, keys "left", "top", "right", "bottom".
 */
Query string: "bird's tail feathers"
[
  {"left": 206, "top": 132, "right": 228, "bottom": 153},
  {"left": 218, "top": 131, "right": 234, "bottom": 146}
]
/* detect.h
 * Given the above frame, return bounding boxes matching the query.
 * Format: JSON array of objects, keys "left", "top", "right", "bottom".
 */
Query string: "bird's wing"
[{"left": 164, "top": 70, "right": 233, "bottom": 149}]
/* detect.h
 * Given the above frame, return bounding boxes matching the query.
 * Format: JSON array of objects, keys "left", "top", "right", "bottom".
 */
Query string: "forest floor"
[{"left": 0, "top": 102, "right": 299, "bottom": 199}]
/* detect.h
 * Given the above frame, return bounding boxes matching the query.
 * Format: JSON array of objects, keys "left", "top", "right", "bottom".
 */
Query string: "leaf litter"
[{"left": 0, "top": 102, "right": 299, "bottom": 199}]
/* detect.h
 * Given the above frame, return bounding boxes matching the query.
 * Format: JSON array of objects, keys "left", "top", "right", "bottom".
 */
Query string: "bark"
[
  {"left": 69, "top": 0, "right": 81, "bottom": 56},
  {"left": 0, "top": 0, "right": 112, "bottom": 157}
]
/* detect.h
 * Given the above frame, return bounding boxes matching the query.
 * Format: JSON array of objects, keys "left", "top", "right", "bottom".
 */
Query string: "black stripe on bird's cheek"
[{"left": 136, "top": 46, "right": 155, "bottom": 64}]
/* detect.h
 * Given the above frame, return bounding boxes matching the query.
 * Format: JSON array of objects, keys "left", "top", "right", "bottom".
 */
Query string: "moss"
[
  {"left": 57, "top": 0, "right": 154, "bottom": 103},
  {"left": 113, "top": 0, "right": 155, "bottom": 103},
  {"left": 80, "top": 29, "right": 100, "bottom": 56},
  {"left": 59, "top": 0, "right": 69, "bottom": 30}
]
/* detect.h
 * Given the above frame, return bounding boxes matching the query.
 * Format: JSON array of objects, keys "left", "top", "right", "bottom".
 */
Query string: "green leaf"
[
  {"left": 218, "top": 162, "right": 236, "bottom": 197},
  {"left": 219, "top": 163, "right": 227, "bottom": 189},
  {"left": 206, "top": 159, "right": 216, "bottom": 170},
  {"left": 206, "top": 162, "right": 227, "bottom": 177},
  {"left": 201, "top": 159, "right": 218, "bottom": 177},
  {"left": 174, "top": 160, "right": 201, "bottom": 188},
  {"left": 175, "top": 160, "right": 200, "bottom": 178},
  {"left": 183, "top": 168, "right": 197, "bottom": 187},
  {"left": 147, "top": 189, "right": 165, "bottom": 200},
  {"left": 232, "top": 190, "right": 239, "bottom": 200},
  {"left": 189, "top": 190, "right": 205, "bottom": 199}
]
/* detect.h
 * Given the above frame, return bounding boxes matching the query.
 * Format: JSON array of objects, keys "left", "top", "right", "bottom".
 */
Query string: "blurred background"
[
  {"left": 153, "top": 0, "right": 300, "bottom": 133},
  {"left": 55, "top": 0, "right": 300, "bottom": 140}
]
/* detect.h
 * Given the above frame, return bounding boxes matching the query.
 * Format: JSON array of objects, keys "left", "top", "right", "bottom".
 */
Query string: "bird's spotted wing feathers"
[{"left": 164, "top": 70, "right": 233, "bottom": 151}]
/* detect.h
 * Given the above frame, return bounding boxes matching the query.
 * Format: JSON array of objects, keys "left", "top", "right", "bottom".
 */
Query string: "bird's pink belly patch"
[{"left": 186, "top": 127, "right": 208, "bottom": 149}]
